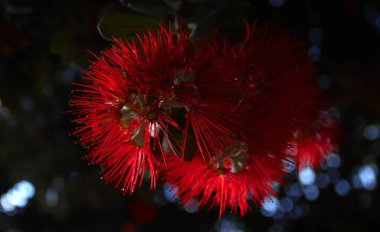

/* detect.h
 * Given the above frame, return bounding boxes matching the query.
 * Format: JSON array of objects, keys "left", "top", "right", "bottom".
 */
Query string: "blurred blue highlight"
[
  {"left": 327, "top": 153, "right": 342, "bottom": 168},
  {"left": 163, "top": 184, "right": 179, "bottom": 203},
  {"left": 308, "top": 46, "right": 321, "bottom": 61},
  {"left": 363, "top": 124, "right": 380, "bottom": 141},
  {"left": 335, "top": 179, "right": 351, "bottom": 196},
  {"left": 358, "top": 164, "right": 378, "bottom": 190},
  {"left": 0, "top": 180, "right": 35, "bottom": 214},
  {"left": 261, "top": 197, "right": 279, "bottom": 217},
  {"left": 184, "top": 199, "right": 199, "bottom": 213},
  {"left": 298, "top": 167, "right": 316, "bottom": 186},
  {"left": 303, "top": 185, "right": 319, "bottom": 201}
]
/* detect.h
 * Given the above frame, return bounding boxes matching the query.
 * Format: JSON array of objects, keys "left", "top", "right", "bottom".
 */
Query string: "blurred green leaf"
[
  {"left": 121, "top": 0, "right": 176, "bottom": 16},
  {"left": 97, "top": 12, "right": 161, "bottom": 41},
  {"left": 50, "top": 28, "right": 79, "bottom": 65}
]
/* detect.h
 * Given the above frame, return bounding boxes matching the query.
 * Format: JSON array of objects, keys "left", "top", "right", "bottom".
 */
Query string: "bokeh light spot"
[
  {"left": 0, "top": 180, "right": 35, "bottom": 214},
  {"left": 184, "top": 199, "right": 199, "bottom": 213},
  {"left": 260, "top": 197, "right": 279, "bottom": 217},
  {"left": 335, "top": 179, "right": 351, "bottom": 196},
  {"left": 163, "top": 184, "right": 179, "bottom": 203},
  {"left": 363, "top": 125, "right": 380, "bottom": 141},
  {"left": 303, "top": 185, "right": 319, "bottom": 201},
  {"left": 279, "top": 197, "right": 293, "bottom": 213},
  {"left": 299, "top": 167, "right": 316, "bottom": 186},
  {"left": 308, "top": 46, "right": 321, "bottom": 61},
  {"left": 326, "top": 153, "right": 341, "bottom": 168},
  {"left": 358, "top": 164, "right": 378, "bottom": 190},
  {"left": 316, "top": 174, "right": 330, "bottom": 189}
]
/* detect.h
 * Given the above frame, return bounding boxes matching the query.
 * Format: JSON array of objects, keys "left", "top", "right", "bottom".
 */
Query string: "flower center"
[
  {"left": 119, "top": 94, "right": 150, "bottom": 147},
  {"left": 216, "top": 142, "right": 249, "bottom": 174}
]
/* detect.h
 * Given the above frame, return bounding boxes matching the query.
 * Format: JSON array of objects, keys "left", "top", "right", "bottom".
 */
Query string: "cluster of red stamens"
[{"left": 70, "top": 23, "right": 340, "bottom": 217}]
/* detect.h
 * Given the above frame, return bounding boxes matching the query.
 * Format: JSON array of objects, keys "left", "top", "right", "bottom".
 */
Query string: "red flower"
[
  {"left": 169, "top": 40, "right": 249, "bottom": 159},
  {"left": 162, "top": 25, "right": 322, "bottom": 217},
  {"left": 164, "top": 142, "right": 286, "bottom": 218},
  {"left": 291, "top": 110, "right": 340, "bottom": 169},
  {"left": 234, "top": 24, "right": 320, "bottom": 154},
  {"left": 71, "top": 22, "right": 341, "bottom": 217},
  {"left": 71, "top": 26, "right": 193, "bottom": 194}
]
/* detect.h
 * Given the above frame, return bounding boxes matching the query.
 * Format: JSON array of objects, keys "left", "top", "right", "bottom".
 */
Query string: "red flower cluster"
[{"left": 71, "top": 24, "right": 340, "bottom": 217}]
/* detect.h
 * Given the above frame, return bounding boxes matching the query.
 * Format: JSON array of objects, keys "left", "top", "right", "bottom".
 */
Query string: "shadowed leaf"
[
  {"left": 97, "top": 12, "right": 161, "bottom": 41},
  {"left": 121, "top": 0, "right": 176, "bottom": 16}
]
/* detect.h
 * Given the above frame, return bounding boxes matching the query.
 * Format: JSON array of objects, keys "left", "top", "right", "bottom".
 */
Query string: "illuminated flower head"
[
  {"left": 291, "top": 110, "right": 341, "bottom": 169},
  {"left": 164, "top": 142, "right": 286, "bottom": 218},
  {"left": 70, "top": 26, "right": 193, "bottom": 194},
  {"left": 71, "top": 22, "right": 340, "bottom": 216}
]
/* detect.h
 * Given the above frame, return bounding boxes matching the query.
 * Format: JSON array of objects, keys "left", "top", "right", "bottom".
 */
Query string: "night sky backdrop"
[{"left": 1, "top": 0, "right": 380, "bottom": 231}]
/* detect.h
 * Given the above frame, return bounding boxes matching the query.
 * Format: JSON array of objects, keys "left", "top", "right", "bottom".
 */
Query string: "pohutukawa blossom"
[
  {"left": 291, "top": 110, "right": 341, "bottom": 169},
  {"left": 164, "top": 142, "right": 286, "bottom": 218},
  {"left": 70, "top": 22, "right": 341, "bottom": 217},
  {"left": 71, "top": 26, "right": 193, "bottom": 194}
]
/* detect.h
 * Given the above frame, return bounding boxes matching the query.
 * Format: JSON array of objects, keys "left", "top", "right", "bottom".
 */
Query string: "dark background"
[{"left": 1, "top": 0, "right": 380, "bottom": 231}]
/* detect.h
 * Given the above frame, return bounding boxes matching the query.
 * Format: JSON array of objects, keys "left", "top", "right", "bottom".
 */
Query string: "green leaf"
[
  {"left": 97, "top": 11, "right": 161, "bottom": 41},
  {"left": 50, "top": 27, "right": 79, "bottom": 65},
  {"left": 121, "top": 0, "right": 176, "bottom": 16}
]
